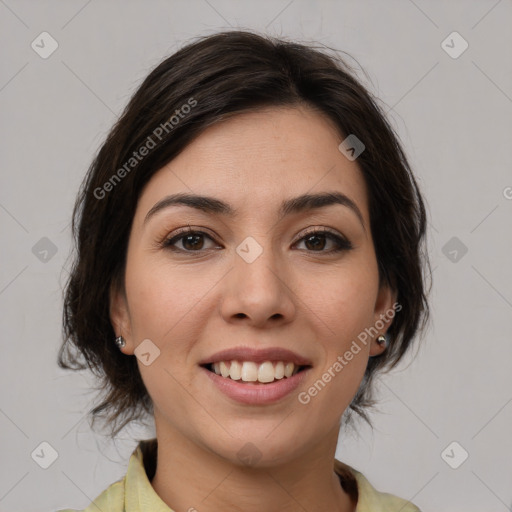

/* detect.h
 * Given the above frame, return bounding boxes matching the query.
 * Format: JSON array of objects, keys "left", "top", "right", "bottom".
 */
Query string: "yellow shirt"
[{"left": 58, "top": 439, "right": 420, "bottom": 512}]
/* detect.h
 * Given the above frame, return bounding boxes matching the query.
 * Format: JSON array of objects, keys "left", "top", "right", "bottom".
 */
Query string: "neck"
[{"left": 149, "top": 421, "right": 356, "bottom": 512}]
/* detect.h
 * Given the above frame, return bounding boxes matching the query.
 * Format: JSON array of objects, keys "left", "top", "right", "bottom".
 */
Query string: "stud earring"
[
  {"left": 376, "top": 334, "right": 387, "bottom": 348},
  {"left": 115, "top": 336, "right": 126, "bottom": 349}
]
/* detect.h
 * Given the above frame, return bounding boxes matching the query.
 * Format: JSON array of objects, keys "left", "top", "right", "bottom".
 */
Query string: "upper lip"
[{"left": 198, "top": 346, "right": 313, "bottom": 367}]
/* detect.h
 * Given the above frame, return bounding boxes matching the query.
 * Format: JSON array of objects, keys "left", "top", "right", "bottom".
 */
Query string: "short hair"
[{"left": 59, "top": 30, "right": 431, "bottom": 438}]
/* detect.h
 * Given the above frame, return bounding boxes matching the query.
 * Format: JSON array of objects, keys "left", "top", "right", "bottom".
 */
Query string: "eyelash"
[{"left": 161, "top": 226, "right": 353, "bottom": 255}]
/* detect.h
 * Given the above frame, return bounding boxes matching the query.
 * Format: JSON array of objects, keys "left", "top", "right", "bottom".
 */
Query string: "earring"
[
  {"left": 115, "top": 336, "right": 126, "bottom": 349},
  {"left": 376, "top": 334, "right": 387, "bottom": 348}
]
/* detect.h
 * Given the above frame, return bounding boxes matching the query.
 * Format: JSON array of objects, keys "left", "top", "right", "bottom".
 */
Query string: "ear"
[
  {"left": 369, "top": 280, "right": 397, "bottom": 357},
  {"left": 109, "top": 279, "right": 134, "bottom": 354}
]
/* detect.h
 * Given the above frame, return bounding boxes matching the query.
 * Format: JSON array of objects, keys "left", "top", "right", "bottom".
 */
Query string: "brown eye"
[
  {"left": 295, "top": 230, "right": 352, "bottom": 253},
  {"left": 180, "top": 233, "right": 206, "bottom": 251},
  {"left": 163, "top": 229, "right": 217, "bottom": 252}
]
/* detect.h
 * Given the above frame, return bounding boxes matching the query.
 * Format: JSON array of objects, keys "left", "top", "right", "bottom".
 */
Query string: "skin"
[{"left": 110, "top": 106, "right": 396, "bottom": 512}]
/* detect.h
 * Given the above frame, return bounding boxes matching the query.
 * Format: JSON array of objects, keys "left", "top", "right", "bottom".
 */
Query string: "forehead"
[{"left": 135, "top": 106, "right": 369, "bottom": 225}]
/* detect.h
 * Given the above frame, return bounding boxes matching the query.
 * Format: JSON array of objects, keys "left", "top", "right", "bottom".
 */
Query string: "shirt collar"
[
  {"left": 124, "top": 440, "right": 172, "bottom": 512},
  {"left": 122, "top": 438, "right": 414, "bottom": 512}
]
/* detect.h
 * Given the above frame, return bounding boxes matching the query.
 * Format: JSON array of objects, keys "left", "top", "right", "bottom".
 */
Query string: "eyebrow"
[{"left": 144, "top": 191, "right": 366, "bottom": 231}]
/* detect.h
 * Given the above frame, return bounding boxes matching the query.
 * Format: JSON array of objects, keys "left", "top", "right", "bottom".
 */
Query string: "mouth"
[
  {"left": 198, "top": 346, "right": 313, "bottom": 403},
  {"left": 201, "top": 360, "right": 312, "bottom": 384}
]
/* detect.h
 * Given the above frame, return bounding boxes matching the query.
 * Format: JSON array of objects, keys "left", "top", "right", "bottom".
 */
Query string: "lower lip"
[{"left": 201, "top": 366, "right": 311, "bottom": 405}]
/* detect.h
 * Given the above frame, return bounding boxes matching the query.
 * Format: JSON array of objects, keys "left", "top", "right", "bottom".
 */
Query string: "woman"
[{"left": 58, "top": 30, "right": 430, "bottom": 512}]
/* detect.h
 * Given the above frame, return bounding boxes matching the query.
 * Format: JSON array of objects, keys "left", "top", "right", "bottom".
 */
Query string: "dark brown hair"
[{"left": 59, "top": 29, "right": 431, "bottom": 438}]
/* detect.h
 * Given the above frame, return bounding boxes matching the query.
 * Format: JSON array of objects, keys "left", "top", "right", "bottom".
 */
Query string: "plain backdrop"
[{"left": 1, "top": 1, "right": 511, "bottom": 511}]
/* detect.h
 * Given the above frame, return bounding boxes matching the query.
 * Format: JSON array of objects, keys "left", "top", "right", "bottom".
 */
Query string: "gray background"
[{"left": 1, "top": 1, "right": 511, "bottom": 511}]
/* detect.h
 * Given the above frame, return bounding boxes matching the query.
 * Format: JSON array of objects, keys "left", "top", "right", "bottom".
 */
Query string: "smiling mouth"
[{"left": 201, "top": 360, "right": 311, "bottom": 384}]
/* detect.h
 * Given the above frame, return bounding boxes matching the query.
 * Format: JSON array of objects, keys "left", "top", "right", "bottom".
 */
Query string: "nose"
[{"left": 219, "top": 244, "right": 296, "bottom": 328}]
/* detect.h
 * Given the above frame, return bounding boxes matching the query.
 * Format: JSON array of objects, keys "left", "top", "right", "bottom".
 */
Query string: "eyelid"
[
  {"left": 293, "top": 227, "right": 353, "bottom": 251},
  {"left": 160, "top": 226, "right": 220, "bottom": 251},
  {"left": 295, "top": 225, "right": 344, "bottom": 241},
  {"left": 163, "top": 225, "right": 348, "bottom": 242}
]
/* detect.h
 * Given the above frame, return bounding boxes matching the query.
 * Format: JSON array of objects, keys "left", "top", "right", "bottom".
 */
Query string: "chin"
[{"left": 201, "top": 425, "right": 311, "bottom": 469}]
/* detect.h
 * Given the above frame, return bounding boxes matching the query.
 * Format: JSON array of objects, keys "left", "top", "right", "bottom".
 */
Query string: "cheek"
[
  {"left": 305, "top": 263, "right": 379, "bottom": 340},
  {"left": 126, "top": 257, "right": 212, "bottom": 418},
  {"left": 300, "top": 261, "right": 377, "bottom": 405},
  {"left": 124, "top": 251, "right": 210, "bottom": 340}
]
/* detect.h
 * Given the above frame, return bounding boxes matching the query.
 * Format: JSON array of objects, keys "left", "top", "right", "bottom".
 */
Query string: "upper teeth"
[{"left": 212, "top": 361, "right": 299, "bottom": 383}]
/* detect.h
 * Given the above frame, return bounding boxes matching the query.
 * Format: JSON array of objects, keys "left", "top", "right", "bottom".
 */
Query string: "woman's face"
[{"left": 111, "top": 106, "right": 395, "bottom": 465}]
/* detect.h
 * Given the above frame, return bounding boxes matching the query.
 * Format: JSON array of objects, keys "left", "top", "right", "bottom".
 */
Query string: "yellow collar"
[{"left": 75, "top": 439, "right": 419, "bottom": 512}]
